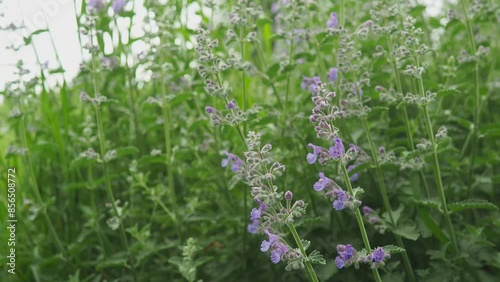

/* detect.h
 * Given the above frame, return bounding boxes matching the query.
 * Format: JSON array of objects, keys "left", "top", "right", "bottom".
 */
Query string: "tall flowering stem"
[
  {"left": 85, "top": 14, "right": 137, "bottom": 277},
  {"left": 340, "top": 165, "right": 383, "bottom": 282},
  {"left": 287, "top": 224, "right": 320, "bottom": 282},
  {"left": 459, "top": 0, "right": 481, "bottom": 192},
  {"left": 243, "top": 132, "right": 324, "bottom": 282},
  {"left": 307, "top": 83, "right": 384, "bottom": 280},
  {"left": 399, "top": 15, "right": 459, "bottom": 254},
  {"left": 414, "top": 57, "right": 459, "bottom": 253}
]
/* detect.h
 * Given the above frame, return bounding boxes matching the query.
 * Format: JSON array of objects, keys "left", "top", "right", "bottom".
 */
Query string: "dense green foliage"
[{"left": 1, "top": 0, "right": 499, "bottom": 281}]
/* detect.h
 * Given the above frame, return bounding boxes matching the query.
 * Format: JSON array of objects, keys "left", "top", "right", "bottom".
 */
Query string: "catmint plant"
[
  {"left": 306, "top": 81, "right": 389, "bottom": 281},
  {"left": 242, "top": 131, "right": 324, "bottom": 281}
]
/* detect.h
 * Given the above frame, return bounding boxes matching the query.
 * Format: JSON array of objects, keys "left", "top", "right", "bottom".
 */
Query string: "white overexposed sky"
[{"left": 0, "top": 0, "right": 444, "bottom": 104}]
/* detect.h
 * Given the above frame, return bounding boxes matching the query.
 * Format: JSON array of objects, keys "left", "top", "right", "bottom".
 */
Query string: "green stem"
[
  {"left": 280, "top": 20, "right": 295, "bottom": 140},
  {"left": 385, "top": 30, "right": 429, "bottom": 200},
  {"left": 361, "top": 118, "right": 415, "bottom": 282},
  {"left": 89, "top": 30, "right": 137, "bottom": 278},
  {"left": 19, "top": 118, "right": 66, "bottom": 256},
  {"left": 239, "top": 28, "right": 249, "bottom": 264},
  {"left": 459, "top": 0, "right": 480, "bottom": 193},
  {"left": 287, "top": 224, "right": 320, "bottom": 282},
  {"left": 340, "top": 165, "right": 382, "bottom": 282},
  {"left": 254, "top": 42, "right": 284, "bottom": 110},
  {"left": 414, "top": 58, "right": 459, "bottom": 254},
  {"left": 340, "top": 0, "right": 345, "bottom": 27},
  {"left": 160, "top": 56, "right": 181, "bottom": 241}
]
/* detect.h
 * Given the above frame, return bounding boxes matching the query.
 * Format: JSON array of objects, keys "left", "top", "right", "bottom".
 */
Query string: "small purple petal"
[
  {"left": 307, "top": 153, "right": 317, "bottom": 164},
  {"left": 335, "top": 256, "right": 345, "bottom": 269},
  {"left": 327, "top": 12, "right": 339, "bottom": 28},
  {"left": 112, "top": 0, "right": 126, "bottom": 13},
  {"left": 372, "top": 247, "right": 386, "bottom": 263},
  {"left": 270, "top": 250, "right": 281, "bottom": 264},
  {"left": 327, "top": 67, "right": 338, "bottom": 82},
  {"left": 261, "top": 240, "right": 271, "bottom": 252}
]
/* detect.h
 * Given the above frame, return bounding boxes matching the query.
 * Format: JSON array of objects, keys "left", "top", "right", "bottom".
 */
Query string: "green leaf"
[
  {"left": 308, "top": 250, "right": 326, "bottom": 265},
  {"left": 382, "top": 245, "right": 406, "bottom": 254},
  {"left": 96, "top": 257, "right": 127, "bottom": 271},
  {"left": 116, "top": 146, "right": 139, "bottom": 157},
  {"left": 394, "top": 219, "right": 420, "bottom": 241},
  {"left": 437, "top": 88, "right": 460, "bottom": 98},
  {"left": 449, "top": 199, "right": 498, "bottom": 213},
  {"left": 415, "top": 199, "right": 442, "bottom": 212}
]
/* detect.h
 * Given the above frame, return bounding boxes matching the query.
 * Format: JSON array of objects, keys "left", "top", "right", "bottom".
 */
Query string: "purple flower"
[
  {"left": 327, "top": 12, "right": 339, "bottom": 28},
  {"left": 285, "top": 190, "right": 293, "bottom": 200},
  {"left": 327, "top": 67, "right": 338, "bottom": 82},
  {"left": 329, "top": 138, "right": 344, "bottom": 158},
  {"left": 226, "top": 100, "right": 237, "bottom": 109},
  {"left": 271, "top": 243, "right": 288, "bottom": 264},
  {"left": 347, "top": 164, "right": 359, "bottom": 181},
  {"left": 344, "top": 244, "right": 355, "bottom": 259},
  {"left": 112, "top": 0, "right": 126, "bottom": 13},
  {"left": 261, "top": 230, "right": 289, "bottom": 263},
  {"left": 247, "top": 220, "right": 259, "bottom": 233},
  {"left": 88, "top": 0, "right": 105, "bottom": 10},
  {"left": 333, "top": 189, "right": 347, "bottom": 210},
  {"left": 313, "top": 172, "right": 332, "bottom": 191},
  {"left": 307, "top": 143, "right": 323, "bottom": 164},
  {"left": 335, "top": 256, "right": 345, "bottom": 268},
  {"left": 250, "top": 208, "right": 261, "bottom": 220},
  {"left": 335, "top": 244, "right": 357, "bottom": 269},
  {"left": 362, "top": 206, "right": 374, "bottom": 215},
  {"left": 221, "top": 151, "right": 243, "bottom": 172},
  {"left": 301, "top": 76, "right": 321, "bottom": 92},
  {"left": 371, "top": 247, "right": 386, "bottom": 263},
  {"left": 205, "top": 106, "right": 216, "bottom": 113}
]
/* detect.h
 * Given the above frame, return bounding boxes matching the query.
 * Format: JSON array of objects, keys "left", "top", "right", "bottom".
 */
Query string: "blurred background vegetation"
[{"left": 0, "top": 0, "right": 499, "bottom": 281}]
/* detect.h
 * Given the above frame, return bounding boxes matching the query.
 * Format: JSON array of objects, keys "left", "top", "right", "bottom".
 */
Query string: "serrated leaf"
[
  {"left": 449, "top": 199, "right": 498, "bottom": 213},
  {"left": 415, "top": 199, "right": 442, "bottom": 212},
  {"left": 382, "top": 245, "right": 406, "bottom": 254},
  {"left": 394, "top": 219, "right": 420, "bottom": 241},
  {"left": 308, "top": 250, "right": 326, "bottom": 265},
  {"left": 437, "top": 88, "right": 460, "bottom": 98}
]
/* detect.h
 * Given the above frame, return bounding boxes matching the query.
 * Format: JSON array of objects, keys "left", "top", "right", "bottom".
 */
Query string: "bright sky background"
[{"left": 0, "top": 0, "right": 444, "bottom": 104}]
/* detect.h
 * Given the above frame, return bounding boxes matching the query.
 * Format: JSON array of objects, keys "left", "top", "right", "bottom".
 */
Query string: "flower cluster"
[
  {"left": 242, "top": 132, "right": 316, "bottom": 267},
  {"left": 301, "top": 76, "right": 321, "bottom": 92},
  {"left": 307, "top": 138, "right": 360, "bottom": 166},
  {"left": 335, "top": 244, "right": 390, "bottom": 269},
  {"left": 308, "top": 81, "right": 345, "bottom": 140},
  {"left": 313, "top": 172, "right": 361, "bottom": 211},
  {"left": 260, "top": 230, "right": 290, "bottom": 264}
]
